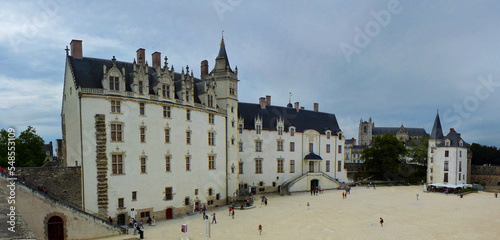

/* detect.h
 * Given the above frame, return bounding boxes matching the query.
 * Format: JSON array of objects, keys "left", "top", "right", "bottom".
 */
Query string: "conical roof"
[{"left": 430, "top": 111, "right": 444, "bottom": 139}]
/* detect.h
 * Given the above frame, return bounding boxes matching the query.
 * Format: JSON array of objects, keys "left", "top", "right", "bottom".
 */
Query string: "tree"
[
  {"left": 470, "top": 143, "right": 500, "bottom": 166},
  {"left": 407, "top": 134, "right": 429, "bottom": 166},
  {"left": 0, "top": 126, "right": 47, "bottom": 167},
  {"left": 361, "top": 133, "right": 407, "bottom": 178}
]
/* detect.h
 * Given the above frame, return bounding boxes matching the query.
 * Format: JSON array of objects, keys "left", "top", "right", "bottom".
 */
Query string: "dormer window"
[
  {"left": 290, "top": 127, "right": 295, "bottom": 136},
  {"left": 445, "top": 140, "right": 451, "bottom": 147},
  {"left": 186, "top": 91, "right": 190, "bottom": 102},
  {"left": 139, "top": 81, "right": 144, "bottom": 94},
  {"left": 109, "top": 76, "right": 120, "bottom": 91},
  {"left": 278, "top": 125, "right": 283, "bottom": 135},
  {"left": 256, "top": 124, "right": 262, "bottom": 134},
  {"left": 161, "top": 85, "right": 170, "bottom": 98},
  {"left": 326, "top": 131, "right": 331, "bottom": 139},
  {"left": 459, "top": 140, "right": 463, "bottom": 147},
  {"left": 208, "top": 95, "right": 214, "bottom": 108}
]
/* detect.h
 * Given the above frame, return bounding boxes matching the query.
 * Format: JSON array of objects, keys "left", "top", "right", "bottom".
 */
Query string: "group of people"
[
  {"left": 310, "top": 187, "right": 322, "bottom": 196},
  {"left": 260, "top": 195, "right": 268, "bottom": 205}
]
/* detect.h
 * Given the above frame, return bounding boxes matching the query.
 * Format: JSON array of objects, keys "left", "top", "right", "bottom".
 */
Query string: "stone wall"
[
  {"left": 471, "top": 165, "right": 500, "bottom": 186},
  {"left": 15, "top": 167, "right": 82, "bottom": 210},
  {"left": 0, "top": 177, "right": 124, "bottom": 240}
]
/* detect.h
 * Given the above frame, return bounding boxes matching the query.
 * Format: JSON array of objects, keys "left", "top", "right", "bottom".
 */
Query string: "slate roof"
[
  {"left": 68, "top": 56, "right": 203, "bottom": 103},
  {"left": 304, "top": 152, "right": 323, "bottom": 160},
  {"left": 43, "top": 143, "right": 53, "bottom": 156},
  {"left": 437, "top": 131, "right": 469, "bottom": 148},
  {"left": 238, "top": 103, "right": 341, "bottom": 134},
  {"left": 372, "top": 127, "right": 427, "bottom": 136},
  {"left": 430, "top": 112, "right": 444, "bottom": 139}
]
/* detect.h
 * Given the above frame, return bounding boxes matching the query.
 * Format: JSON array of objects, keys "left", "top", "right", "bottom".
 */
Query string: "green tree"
[
  {"left": 361, "top": 133, "right": 407, "bottom": 177},
  {"left": 0, "top": 126, "right": 47, "bottom": 167},
  {"left": 470, "top": 143, "right": 500, "bottom": 166},
  {"left": 407, "top": 134, "right": 429, "bottom": 166}
]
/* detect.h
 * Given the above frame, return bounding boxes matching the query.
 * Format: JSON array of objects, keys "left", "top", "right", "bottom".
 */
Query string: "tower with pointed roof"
[
  {"left": 203, "top": 35, "right": 240, "bottom": 198},
  {"left": 427, "top": 111, "right": 470, "bottom": 186}
]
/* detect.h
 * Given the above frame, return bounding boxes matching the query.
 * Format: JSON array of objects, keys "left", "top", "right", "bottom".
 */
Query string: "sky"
[{"left": 1, "top": 0, "right": 500, "bottom": 150}]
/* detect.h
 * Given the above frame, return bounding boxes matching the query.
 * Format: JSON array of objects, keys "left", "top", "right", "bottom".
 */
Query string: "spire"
[
  {"left": 430, "top": 110, "right": 444, "bottom": 139},
  {"left": 212, "top": 32, "right": 232, "bottom": 72}
]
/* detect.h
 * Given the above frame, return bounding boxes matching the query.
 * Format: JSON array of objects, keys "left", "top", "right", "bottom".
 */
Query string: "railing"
[
  {"left": 321, "top": 172, "right": 348, "bottom": 188},
  {"left": 81, "top": 88, "right": 105, "bottom": 95},
  {"left": 280, "top": 173, "right": 308, "bottom": 195}
]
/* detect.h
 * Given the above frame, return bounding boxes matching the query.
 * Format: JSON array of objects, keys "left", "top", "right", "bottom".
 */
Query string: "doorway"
[
  {"left": 47, "top": 216, "right": 64, "bottom": 240},
  {"left": 311, "top": 179, "right": 319, "bottom": 191},
  {"left": 166, "top": 208, "right": 173, "bottom": 220},
  {"left": 117, "top": 214, "right": 125, "bottom": 226}
]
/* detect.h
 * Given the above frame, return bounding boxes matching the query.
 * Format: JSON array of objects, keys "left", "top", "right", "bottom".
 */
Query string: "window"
[
  {"left": 208, "top": 155, "right": 216, "bottom": 170},
  {"left": 238, "top": 124, "right": 243, "bottom": 133},
  {"left": 184, "top": 197, "right": 190, "bottom": 206},
  {"left": 337, "top": 161, "right": 342, "bottom": 172},
  {"left": 255, "top": 140, "right": 262, "bottom": 152},
  {"left": 118, "top": 198, "right": 124, "bottom": 208},
  {"left": 290, "top": 128, "right": 295, "bottom": 136},
  {"left": 238, "top": 141, "right": 243, "bottom": 152},
  {"left": 140, "top": 157, "right": 146, "bottom": 173},
  {"left": 290, "top": 160, "right": 295, "bottom": 173},
  {"left": 338, "top": 145, "right": 342, "bottom": 154},
  {"left": 216, "top": 193, "right": 220, "bottom": 200},
  {"left": 232, "top": 120, "right": 235, "bottom": 128},
  {"left": 277, "top": 140, "right": 284, "bottom": 151},
  {"left": 444, "top": 173, "right": 448, "bottom": 183},
  {"left": 111, "top": 100, "right": 121, "bottom": 113},
  {"left": 139, "top": 103, "right": 145, "bottom": 115},
  {"left": 255, "top": 158, "right": 262, "bottom": 174},
  {"left": 165, "top": 128, "right": 170, "bottom": 143},
  {"left": 364, "top": 126, "right": 367, "bottom": 133},
  {"left": 326, "top": 131, "right": 331, "bottom": 139},
  {"left": 445, "top": 150, "right": 449, "bottom": 157},
  {"left": 132, "top": 191, "right": 137, "bottom": 201},
  {"left": 208, "top": 132, "right": 215, "bottom": 146},
  {"left": 430, "top": 167, "right": 433, "bottom": 173},
  {"left": 326, "top": 160, "right": 330, "bottom": 172},
  {"left": 444, "top": 161, "right": 449, "bottom": 171},
  {"left": 162, "top": 85, "right": 170, "bottom": 98},
  {"left": 208, "top": 188, "right": 213, "bottom": 196},
  {"left": 186, "top": 110, "right": 191, "bottom": 120},
  {"left": 460, "top": 151, "right": 462, "bottom": 157},
  {"left": 290, "top": 142, "right": 295, "bottom": 152},
  {"left": 277, "top": 159, "right": 284, "bottom": 173},
  {"left": 163, "top": 106, "right": 171, "bottom": 118},
  {"left": 326, "top": 144, "right": 331, "bottom": 153},
  {"left": 140, "top": 127, "right": 146, "bottom": 143},
  {"left": 256, "top": 124, "right": 262, "bottom": 134},
  {"left": 165, "top": 187, "right": 173, "bottom": 200},
  {"left": 207, "top": 95, "right": 213, "bottom": 107},
  {"left": 278, "top": 125, "right": 283, "bottom": 135},
  {"left": 165, "top": 156, "right": 171, "bottom": 172},
  {"left": 109, "top": 77, "right": 120, "bottom": 91},
  {"left": 186, "top": 156, "right": 191, "bottom": 171},
  {"left": 208, "top": 114, "right": 215, "bottom": 124},
  {"left": 112, "top": 154, "right": 123, "bottom": 174},
  {"left": 194, "top": 189, "right": 198, "bottom": 195},
  {"left": 459, "top": 173, "right": 461, "bottom": 181},
  {"left": 138, "top": 81, "right": 144, "bottom": 94},
  {"left": 238, "top": 161, "right": 244, "bottom": 174},
  {"left": 110, "top": 123, "right": 123, "bottom": 142},
  {"left": 309, "top": 143, "right": 314, "bottom": 153},
  {"left": 459, "top": 162, "right": 462, "bottom": 172},
  {"left": 140, "top": 212, "right": 150, "bottom": 219},
  {"left": 430, "top": 157, "right": 433, "bottom": 163},
  {"left": 186, "top": 91, "right": 190, "bottom": 102},
  {"left": 186, "top": 131, "right": 191, "bottom": 144},
  {"left": 338, "top": 133, "right": 342, "bottom": 140}
]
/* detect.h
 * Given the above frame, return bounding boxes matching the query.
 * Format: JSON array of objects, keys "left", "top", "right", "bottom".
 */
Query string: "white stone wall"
[
  {"left": 79, "top": 95, "right": 227, "bottom": 218},
  {"left": 428, "top": 140, "right": 468, "bottom": 185},
  {"left": 61, "top": 62, "right": 82, "bottom": 167}
]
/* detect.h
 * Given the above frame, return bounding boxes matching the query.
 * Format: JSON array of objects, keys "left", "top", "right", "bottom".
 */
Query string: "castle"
[
  {"left": 61, "top": 38, "right": 348, "bottom": 224},
  {"left": 358, "top": 117, "right": 427, "bottom": 146}
]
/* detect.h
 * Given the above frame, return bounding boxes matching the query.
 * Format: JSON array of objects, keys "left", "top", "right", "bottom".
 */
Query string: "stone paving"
[{"left": 99, "top": 185, "right": 500, "bottom": 240}]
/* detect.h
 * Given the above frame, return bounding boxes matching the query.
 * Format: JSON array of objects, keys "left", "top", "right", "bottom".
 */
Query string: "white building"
[
  {"left": 427, "top": 112, "right": 470, "bottom": 186},
  {"left": 61, "top": 38, "right": 348, "bottom": 224}
]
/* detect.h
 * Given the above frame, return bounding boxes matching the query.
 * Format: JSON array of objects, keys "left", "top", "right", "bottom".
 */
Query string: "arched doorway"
[
  {"left": 47, "top": 216, "right": 64, "bottom": 240},
  {"left": 117, "top": 214, "right": 126, "bottom": 226},
  {"left": 311, "top": 179, "right": 319, "bottom": 191},
  {"left": 166, "top": 208, "right": 173, "bottom": 220}
]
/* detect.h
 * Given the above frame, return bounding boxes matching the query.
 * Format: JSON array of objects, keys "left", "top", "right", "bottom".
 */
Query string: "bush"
[
  {"left": 458, "top": 188, "right": 477, "bottom": 193},
  {"left": 472, "top": 181, "right": 486, "bottom": 187}
]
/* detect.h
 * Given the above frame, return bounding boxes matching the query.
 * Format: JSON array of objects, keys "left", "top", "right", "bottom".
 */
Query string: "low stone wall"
[
  {"left": 471, "top": 165, "right": 500, "bottom": 186},
  {"left": 0, "top": 177, "right": 124, "bottom": 240},
  {"left": 15, "top": 167, "right": 82, "bottom": 209}
]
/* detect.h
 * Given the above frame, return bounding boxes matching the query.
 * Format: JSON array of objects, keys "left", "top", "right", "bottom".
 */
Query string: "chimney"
[
  {"left": 294, "top": 102, "right": 299, "bottom": 112},
  {"left": 201, "top": 60, "right": 209, "bottom": 80},
  {"left": 450, "top": 128, "right": 455, "bottom": 133},
  {"left": 352, "top": 138, "right": 356, "bottom": 145},
  {"left": 70, "top": 40, "right": 82, "bottom": 59},
  {"left": 265, "top": 95, "right": 271, "bottom": 105},
  {"left": 313, "top": 103, "right": 319, "bottom": 112},
  {"left": 259, "top": 97, "right": 266, "bottom": 109},
  {"left": 458, "top": 133, "right": 461, "bottom": 138},
  {"left": 137, "top": 48, "right": 145, "bottom": 66},
  {"left": 152, "top": 52, "right": 161, "bottom": 69},
  {"left": 300, "top": 106, "right": 305, "bottom": 110}
]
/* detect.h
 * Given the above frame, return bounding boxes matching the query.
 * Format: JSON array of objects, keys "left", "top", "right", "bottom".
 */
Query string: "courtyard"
[{"left": 101, "top": 185, "right": 500, "bottom": 240}]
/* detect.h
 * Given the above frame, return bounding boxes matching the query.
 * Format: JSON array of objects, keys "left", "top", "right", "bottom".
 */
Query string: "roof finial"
[
  {"left": 220, "top": 30, "right": 225, "bottom": 48},
  {"left": 289, "top": 92, "right": 292, "bottom": 103},
  {"left": 65, "top": 46, "right": 69, "bottom": 56},
  {"left": 164, "top": 56, "right": 168, "bottom": 68}
]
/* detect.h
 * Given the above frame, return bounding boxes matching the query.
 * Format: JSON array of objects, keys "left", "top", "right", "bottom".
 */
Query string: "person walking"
[
  {"left": 380, "top": 217, "right": 384, "bottom": 227},
  {"left": 232, "top": 209, "right": 235, "bottom": 219},
  {"left": 258, "top": 224, "right": 263, "bottom": 235},
  {"left": 307, "top": 202, "right": 310, "bottom": 210},
  {"left": 211, "top": 213, "right": 217, "bottom": 224},
  {"left": 416, "top": 194, "right": 419, "bottom": 200}
]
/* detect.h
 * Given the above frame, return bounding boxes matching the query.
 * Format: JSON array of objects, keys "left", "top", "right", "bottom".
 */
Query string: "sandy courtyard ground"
[{"left": 101, "top": 186, "right": 500, "bottom": 240}]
